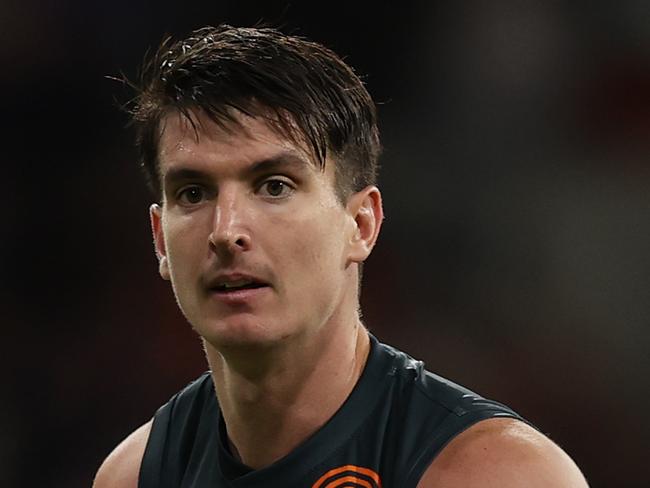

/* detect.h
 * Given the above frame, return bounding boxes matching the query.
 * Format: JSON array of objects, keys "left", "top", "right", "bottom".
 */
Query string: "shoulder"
[
  {"left": 416, "top": 418, "right": 589, "bottom": 488},
  {"left": 379, "top": 340, "right": 493, "bottom": 411},
  {"left": 92, "top": 420, "right": 153, "bottom": 488}
]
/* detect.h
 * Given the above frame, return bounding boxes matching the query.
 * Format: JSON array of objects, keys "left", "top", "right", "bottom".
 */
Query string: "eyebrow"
[
  {"left": 162, "top": 150, "right": 313, "bottom": 187},
  {"left": 162, "top": 168, "right": 208, "bottom": 187},
  {"left": 248, "top": 151, "right": 312, "bottom": 175}
]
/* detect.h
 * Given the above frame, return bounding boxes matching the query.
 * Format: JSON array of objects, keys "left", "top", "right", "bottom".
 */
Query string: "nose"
[{"left": 208, "top": 188, "right": 252, "bottom": 255}]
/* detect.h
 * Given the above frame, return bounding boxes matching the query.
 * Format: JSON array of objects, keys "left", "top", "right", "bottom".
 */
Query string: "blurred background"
[{"left": 2, "top": 1, "right": 649, "bottom": 486}]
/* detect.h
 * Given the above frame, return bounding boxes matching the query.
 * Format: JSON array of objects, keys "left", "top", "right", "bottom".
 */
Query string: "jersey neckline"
[{"left": 214, "top": 333, "right": 395, "bottom": 486}]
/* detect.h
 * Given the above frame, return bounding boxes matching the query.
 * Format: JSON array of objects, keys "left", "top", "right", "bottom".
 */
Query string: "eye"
[
  {"left": 177, "top": 185, "right": 206, "bottom": 205},
  {"left": 259, "top": 179, "right": 294, "bottom": 198}
]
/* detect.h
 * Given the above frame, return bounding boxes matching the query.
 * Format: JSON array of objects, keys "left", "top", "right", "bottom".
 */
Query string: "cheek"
[
  {"left": 163, "top": 217, "right": 209, "bottom": 283},
  {"left": 278, "top": 210, "right": 347, "bottom": 284}
]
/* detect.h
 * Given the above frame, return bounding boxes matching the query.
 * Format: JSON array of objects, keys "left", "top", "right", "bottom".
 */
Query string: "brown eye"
[
  {"left": 178, "top": 186, "right": 205, "bottom": 204},
  {"left": 266, "top": 180, "right": 285, "bottom": 196},
  {"left": 261, "top": 179, "right": 293, "bottom": 198}
]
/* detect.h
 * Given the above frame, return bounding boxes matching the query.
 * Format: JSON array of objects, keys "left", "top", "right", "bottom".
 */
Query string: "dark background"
[{"left": 3, "top": 1, "right": 649, "bottom": 486}]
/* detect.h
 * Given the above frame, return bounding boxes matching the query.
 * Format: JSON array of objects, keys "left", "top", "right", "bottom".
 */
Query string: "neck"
[{"left": 204, "top": 317, "right": 370, "bottom": 470}]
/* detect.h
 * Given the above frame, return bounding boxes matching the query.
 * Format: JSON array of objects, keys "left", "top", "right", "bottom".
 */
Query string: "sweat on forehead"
[{"left": 156, "top": 106, "right": 321, "bottom": 168}]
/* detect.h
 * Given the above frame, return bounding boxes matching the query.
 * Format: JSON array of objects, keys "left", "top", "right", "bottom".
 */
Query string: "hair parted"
[{"left": 130, "top": 24, "right": 382, "bottom": 202}]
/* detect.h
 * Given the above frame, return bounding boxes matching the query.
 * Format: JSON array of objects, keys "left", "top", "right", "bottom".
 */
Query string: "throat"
[{"left": 208, "top": 327, "right": 371, "bottom": 470}]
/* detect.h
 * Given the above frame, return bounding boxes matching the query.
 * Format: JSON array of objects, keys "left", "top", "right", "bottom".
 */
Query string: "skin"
[
  {"left": 93, "top": 109, "right": 588, "bottom": 487},
  {"left": 417, "top": 418, "right": 589, "bottom": 487}
]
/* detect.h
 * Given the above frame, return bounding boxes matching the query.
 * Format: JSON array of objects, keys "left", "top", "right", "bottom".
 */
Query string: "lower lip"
[{"left": 209, "top": 286, "right": 270, "bottom": 304}]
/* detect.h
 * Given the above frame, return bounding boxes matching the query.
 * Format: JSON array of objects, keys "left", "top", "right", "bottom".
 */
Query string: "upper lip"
[{"left": 205, "top": 272, "right": 270, "bottom": 290}]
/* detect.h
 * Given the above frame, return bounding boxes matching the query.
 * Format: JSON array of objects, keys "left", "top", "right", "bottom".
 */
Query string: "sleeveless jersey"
[{"left": 139, "top": 335, "right": 525, "bottom": 487}]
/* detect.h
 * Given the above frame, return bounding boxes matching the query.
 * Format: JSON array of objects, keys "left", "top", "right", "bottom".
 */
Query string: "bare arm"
[
  {"left": 92, "top": 420, "right": 152, "bottom": 488},
  {"left": 417, "top": 418, "right": 589, "bottom": 488}
]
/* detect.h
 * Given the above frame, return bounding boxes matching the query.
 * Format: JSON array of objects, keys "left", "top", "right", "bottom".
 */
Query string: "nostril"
[{"left": 208, "top": 231, "right": 251, "bottom": 254}]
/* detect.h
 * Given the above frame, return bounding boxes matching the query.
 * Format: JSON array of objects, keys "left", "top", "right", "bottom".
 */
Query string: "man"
[{"left": 94, "top": 25, "right": 588, "bottom": 487}]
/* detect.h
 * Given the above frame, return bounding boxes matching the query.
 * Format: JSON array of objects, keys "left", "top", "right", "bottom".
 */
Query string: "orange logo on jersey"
[{"left": 311, "top": 465, "right": 382, "bottom": 488}]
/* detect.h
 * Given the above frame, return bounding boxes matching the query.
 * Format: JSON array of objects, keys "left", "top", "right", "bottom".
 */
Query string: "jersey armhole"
[
  {"left": 404, "top": 409, "right": 527, "bottom": 487},
  {"left": 138, "top": 402, "right": 173, "bottom": 488}
]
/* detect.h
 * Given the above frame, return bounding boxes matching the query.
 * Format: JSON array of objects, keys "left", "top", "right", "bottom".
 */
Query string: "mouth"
[
  {"left": 212, "top": 279, "right": 268, "bottom": 293},
  {"left": 206, "top": 274, "right": 271, "bottom": 302}
]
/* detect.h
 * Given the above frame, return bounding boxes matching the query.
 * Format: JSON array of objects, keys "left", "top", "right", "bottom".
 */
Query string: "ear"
[
  {"left": 346, "top": 185, "right": 384, "bottom": 263},
  {"left": 150, "top": 204, "right": 170, "bottom": 281}
]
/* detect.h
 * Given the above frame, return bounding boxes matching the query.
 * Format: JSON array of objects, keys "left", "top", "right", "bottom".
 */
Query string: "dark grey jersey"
[{"left": 139, "top": 335, "right": 525, "bottom": 488}]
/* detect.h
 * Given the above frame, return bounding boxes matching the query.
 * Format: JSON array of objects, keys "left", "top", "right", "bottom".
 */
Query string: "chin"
[{"left": 197, "top": 315, "right": 292, "bottom": 351}]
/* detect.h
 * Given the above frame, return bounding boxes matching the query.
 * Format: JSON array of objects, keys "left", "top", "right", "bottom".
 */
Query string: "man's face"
[{"left": 151, "top": 110, "right": 380, "bottom": 349}]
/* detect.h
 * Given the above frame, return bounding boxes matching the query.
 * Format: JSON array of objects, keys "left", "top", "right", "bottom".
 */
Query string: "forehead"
[{"left": 157, "top": 109, "right": 319, "bottom": 173}]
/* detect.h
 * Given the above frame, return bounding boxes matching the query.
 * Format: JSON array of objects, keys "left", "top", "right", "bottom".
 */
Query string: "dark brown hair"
[{"left": 130, "top": 24, "right": 382, "bottom": 202}]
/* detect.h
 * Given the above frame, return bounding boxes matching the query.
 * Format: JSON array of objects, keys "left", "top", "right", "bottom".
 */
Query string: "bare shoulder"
[
  {"left": 93, "top": 420, "right": 153, "bottom": 488},
  {"left": 417, "top": 417, "right": 589, "bottom": 488}
]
